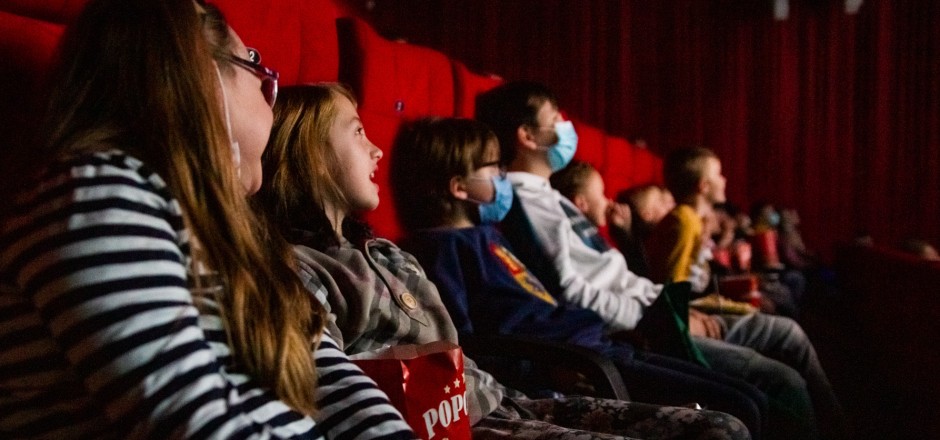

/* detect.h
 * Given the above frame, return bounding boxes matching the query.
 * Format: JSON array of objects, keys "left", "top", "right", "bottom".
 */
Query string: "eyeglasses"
[
  {"left": 472, "top": 161, "right": 507, "bottom": 179},
  {"left": 226, "top": 47, "right": 279, "bottom": 107},
  {"left": 530, "top": 124, "right": 557, "bottom": 132}
]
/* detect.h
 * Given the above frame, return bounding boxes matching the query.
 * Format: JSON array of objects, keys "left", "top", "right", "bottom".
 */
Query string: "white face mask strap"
[{"left": 215, "top": 64, "right": 241, "bottom": 172}]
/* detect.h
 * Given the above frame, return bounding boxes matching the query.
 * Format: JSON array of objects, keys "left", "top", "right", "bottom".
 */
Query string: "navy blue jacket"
[{"left": 403, "top": 225, "right": 633, "bottom": 358}]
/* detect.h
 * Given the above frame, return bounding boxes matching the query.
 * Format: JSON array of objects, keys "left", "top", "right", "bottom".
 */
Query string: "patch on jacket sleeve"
[{"left": 489, "top": 243, "right": 557, "bottom": 306}]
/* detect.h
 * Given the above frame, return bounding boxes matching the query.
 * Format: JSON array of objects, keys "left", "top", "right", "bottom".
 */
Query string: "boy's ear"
[
  {"left": 516, "top": 125, "right": 540, "bottom": 151},
  {"left": 449, "top": 176, "right": 469, "bottom": 200},
  {"left": 698, "top": 177, "right": 710, "bottom": 195},
  {"left": 572, "top": 193, "right": 589, "bottom": 213}
]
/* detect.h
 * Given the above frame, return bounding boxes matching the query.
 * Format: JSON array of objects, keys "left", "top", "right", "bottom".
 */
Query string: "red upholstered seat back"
[
  {"left": 0, "top": 0, "right": 663, "bottom": 243},
  {"left": 337, "top": 16, "right": 454, "bottom": 119},
  {"left": 216, "top": 0, "right": 303, "bottom": 85},
  {"left": 602, "top": 137, "right": 637, "bottom": 199},
  {"left": 0, "top": 11, "right": 65, "bottom": 162},
  {"left": 631, "top": 147, "right": 663, "bottom": 187},
  {"left": 570, "top": 119, "right": 663, "bottom": 199},
  {"left": 0, "top": 0, "right": 85, "bottom": 23},
  {"left": 215, "top": 0, "right": 342, "bottom": 84},
  {"left": 572, "top": 120, "right": 606, "bottom": 172},
  {"left": 834, "top": 243, "right": 940, "bottom": 395},
  {"left": 453, "top": 61, "right": 503, "bottom": 118}
]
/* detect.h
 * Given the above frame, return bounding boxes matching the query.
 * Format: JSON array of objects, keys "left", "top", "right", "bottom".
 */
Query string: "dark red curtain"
[{"left": 353, "top": 0, "right": 940, "bottom": 259}]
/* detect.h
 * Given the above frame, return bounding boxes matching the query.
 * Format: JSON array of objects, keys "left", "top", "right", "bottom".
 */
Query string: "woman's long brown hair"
[{"left": 40, "top": 0, "right": 324, "bottom": 415}]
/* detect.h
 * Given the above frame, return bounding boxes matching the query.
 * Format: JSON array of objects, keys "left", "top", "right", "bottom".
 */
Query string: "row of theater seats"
[{"left": 0, "top": 0, "right": 664, "bottom": 241}]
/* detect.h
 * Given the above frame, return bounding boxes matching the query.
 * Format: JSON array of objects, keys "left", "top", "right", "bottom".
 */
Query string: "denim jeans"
[{"left": 695, "top": 313, "right": 845, "bottom": 439}]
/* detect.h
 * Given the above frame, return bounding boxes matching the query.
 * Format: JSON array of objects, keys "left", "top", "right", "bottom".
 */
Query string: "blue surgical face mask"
[
  {"left": 540, "top": 120, "right": 578, "bottom": 172},
  {"left": 767, "top": 211, "right": 781, "bottom": 227},
  {"left": 468, "top": 174, "right": 514, "bottom": 224}
]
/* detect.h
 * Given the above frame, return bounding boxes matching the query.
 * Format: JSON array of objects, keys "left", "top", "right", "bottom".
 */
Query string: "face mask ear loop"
[
  {"left": 461, "top": 175, "right": 495, "bottom": 205},
  {"left": 215, "top": 64, "right": 241, "bottom": 174}
]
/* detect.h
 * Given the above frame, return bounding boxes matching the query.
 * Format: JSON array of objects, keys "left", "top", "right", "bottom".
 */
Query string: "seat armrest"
[{"left": 459, "top": 334, "right": 630, "bottom": 401}]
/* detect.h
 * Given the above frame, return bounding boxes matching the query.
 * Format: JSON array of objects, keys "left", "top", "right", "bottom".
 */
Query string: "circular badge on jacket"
[{"left": 400, "top": 291, "right": 418, "bottom": 310}]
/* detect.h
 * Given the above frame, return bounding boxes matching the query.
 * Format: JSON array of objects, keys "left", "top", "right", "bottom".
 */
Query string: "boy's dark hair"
[
  {"left": 474, "top": 80, "right": 558, "bottom": 166},
  {"left": 389, "top": 117, "right": 497, "bottom": 232},
  {"left": 662, "top": 146, "right": 718, "bottom": 200}
]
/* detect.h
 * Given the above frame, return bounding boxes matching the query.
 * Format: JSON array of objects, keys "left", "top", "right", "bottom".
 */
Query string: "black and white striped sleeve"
[
  {"left": 1, "top": 153, "right": 412, "bottom": 439},
  {"left": 313, "top": 333, "right": 416, "bottom": 440}
]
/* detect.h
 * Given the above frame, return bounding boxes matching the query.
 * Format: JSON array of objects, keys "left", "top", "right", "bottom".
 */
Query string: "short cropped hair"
[
  {"left": 550, "top": 160, "right": 597, "bottom": 201},
  {"left": 663, "top": 146, "right": 718, "bottom": 200},
  {"left": 475, "top": 80, "right": 557, "bottom": 166},
  {"left": 616, "top": 184, "right": 660, "bottom": 210}
]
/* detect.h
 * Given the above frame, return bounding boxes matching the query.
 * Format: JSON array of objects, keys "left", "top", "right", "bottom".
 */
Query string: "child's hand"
[
  {"left": 688, "top": 308, "right": 723, "bottom": 339},
  {"left": 606, "top": 201, "right": 632, "bottom": 230}
]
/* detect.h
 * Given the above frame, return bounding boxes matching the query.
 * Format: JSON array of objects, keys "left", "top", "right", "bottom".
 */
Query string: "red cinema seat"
[
  {"left": 649, "top": 154, "right": 664, "bottom": 184},
  {"left": 337, "top": 16, "right": 455, "bottom": 119},
  {"left": 0, "top": 11, "right": 65, "bottom": 163},
  {"left": 296, "top": 0, "right": 344, "bottom": 83},
  {"left": 602, "top": 136, "right": 637, "bottom": 197},
  {"left": 571, "top": 120, "right": 606, "bottom": 173},
  {"left": 632, "top": 147, "right": 663, "bottom": 185},
  {"left": 452, "top": 60, "right": 503, "bottom": 118},
  {"left": 0, "top": 0, "right": 85, "bottom": 23},
  {"left": 215, "top": 0, "right": 306, "bottom": 85}
]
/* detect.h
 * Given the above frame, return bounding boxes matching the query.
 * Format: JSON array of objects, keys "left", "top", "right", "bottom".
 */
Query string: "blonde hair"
[
  {"left": 42, "top": 0, "right": 323, "bottom": 415},
  {"left": 257, "top": 83, "right": 372, "bottom": 248},
  {"left": 550, "top": 160, "right": 599, "bottom": 202},
  {"left": 663, "top": 146, "right": 718, "bottom": 200}
]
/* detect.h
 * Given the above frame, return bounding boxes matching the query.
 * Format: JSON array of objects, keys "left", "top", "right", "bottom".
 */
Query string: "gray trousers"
[{"left": 694, "top": 313, "right": 844, "bottom": 440}]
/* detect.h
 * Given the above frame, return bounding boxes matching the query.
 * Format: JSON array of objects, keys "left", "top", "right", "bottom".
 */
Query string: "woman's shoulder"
[
  {"left": 58, "top": 149, "right": 169, "bottom": 189},
  {"left": 367, "top": 238, "right": 426, "bottom": 276},
  {"left": 3, "top": 149, "right": 182, "bottom": 243},
  {"left": 2, "top": 148, "right": 186, "bottom": 275},
  {"left": 292, "top": 241, "right": 332, "bottom": 263},
  {"left": 365, "top": 237, "right": 408, "bottom": 258},
  {"left": 10, "top": 149, "right": 175, "bottom": 214}
]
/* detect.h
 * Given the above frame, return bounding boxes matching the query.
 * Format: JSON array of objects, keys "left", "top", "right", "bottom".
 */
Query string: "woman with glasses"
[{"left": 0, "top": 0, "right": 413, "bottom": 438}]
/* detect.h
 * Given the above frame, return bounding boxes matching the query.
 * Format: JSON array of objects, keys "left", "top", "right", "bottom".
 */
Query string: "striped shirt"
[{"left": 0, "top": 151, "right": 415, "bottom": 439}]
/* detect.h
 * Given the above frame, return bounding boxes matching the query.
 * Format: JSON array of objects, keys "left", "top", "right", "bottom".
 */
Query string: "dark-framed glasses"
[
  {"left": 473, "top": 160, "right": 507, "bottom": 179},
  {"left": 227, "top": 47, "right": 279, "bottom": 107}
]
